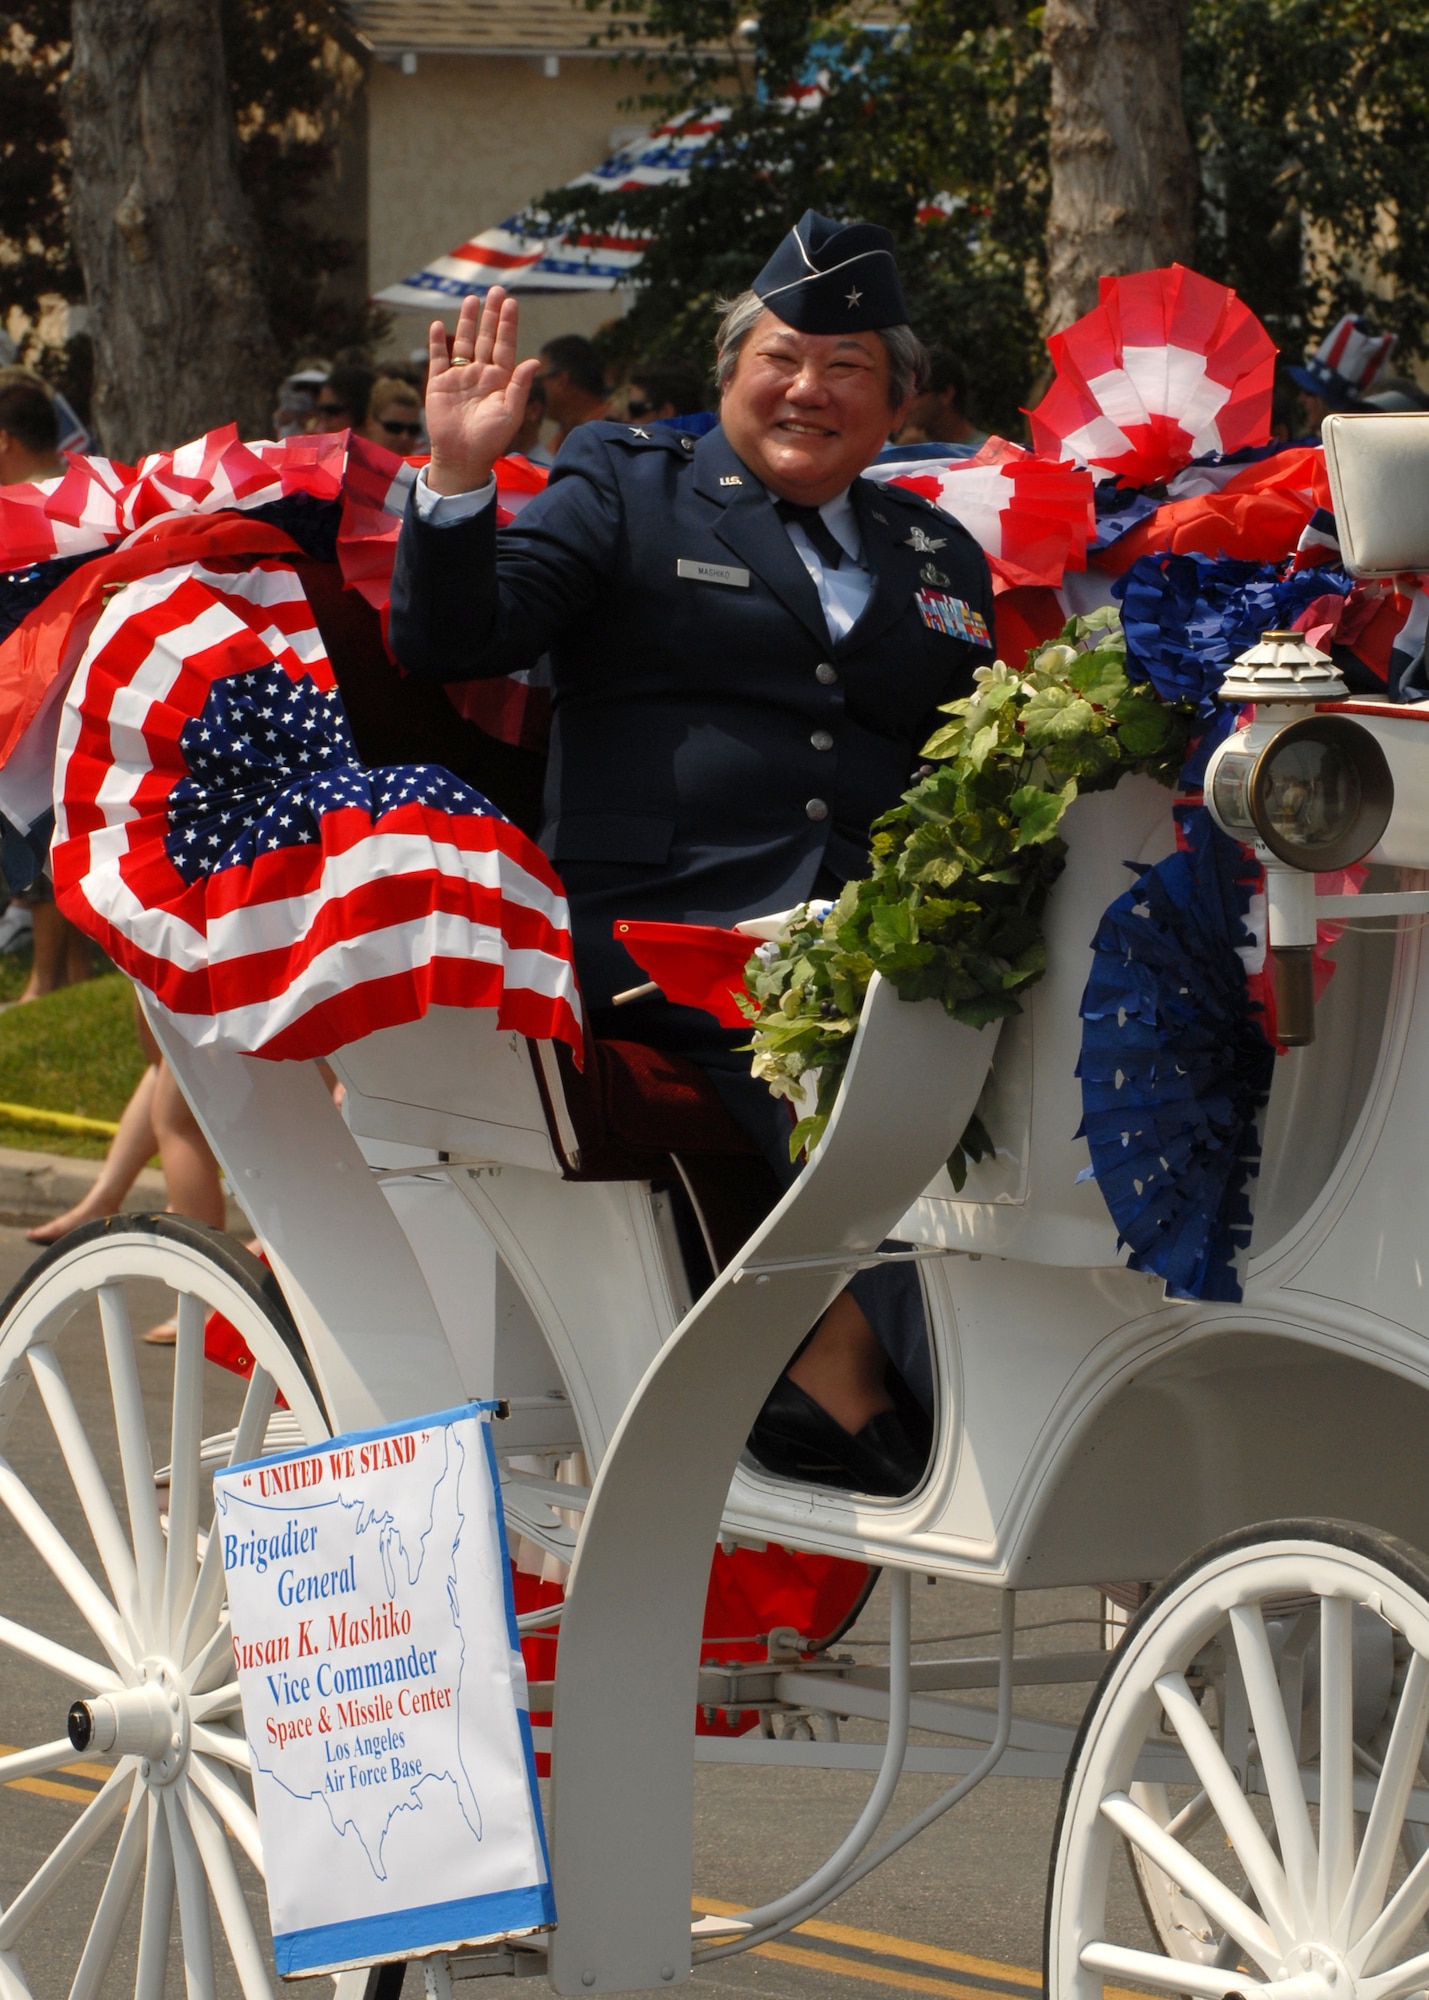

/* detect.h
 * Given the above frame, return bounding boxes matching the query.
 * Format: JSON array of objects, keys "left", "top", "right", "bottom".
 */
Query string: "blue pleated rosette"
[
  {"left": 1113, "top": 552, "right": 1355, "bottom": 784},
  {"left": 1076, "top": 809, "right": 1275, "bottom": 1301}
]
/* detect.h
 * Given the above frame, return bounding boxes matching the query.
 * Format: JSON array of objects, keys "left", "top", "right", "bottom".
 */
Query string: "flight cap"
[{"left": 751, "top": 210, "right": 909, "bottom": 334}]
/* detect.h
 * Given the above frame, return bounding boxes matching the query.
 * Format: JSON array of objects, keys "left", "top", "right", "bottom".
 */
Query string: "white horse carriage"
[{"left": 5, "top": 391, "right": 1429, "bottom": 2000}]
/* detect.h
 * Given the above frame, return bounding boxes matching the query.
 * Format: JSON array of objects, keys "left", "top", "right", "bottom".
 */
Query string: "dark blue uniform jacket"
[{"left": 389, "top": 420, "right": 993, "bottom": 1012}]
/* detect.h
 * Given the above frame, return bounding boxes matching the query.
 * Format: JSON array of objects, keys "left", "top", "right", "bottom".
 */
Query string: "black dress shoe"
[{"left": 747, "top": 1376, "right": 926, "bottom": 1497}]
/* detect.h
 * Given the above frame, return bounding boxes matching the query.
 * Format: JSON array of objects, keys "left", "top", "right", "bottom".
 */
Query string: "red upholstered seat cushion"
[{"left": 532, "top": 1032, "right": 783, "bottom": 1271}]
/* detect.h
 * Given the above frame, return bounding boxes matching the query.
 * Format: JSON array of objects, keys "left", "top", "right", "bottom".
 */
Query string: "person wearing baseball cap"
[{"left": 390, "top": 212, "right": 995, "bottom": 1496}]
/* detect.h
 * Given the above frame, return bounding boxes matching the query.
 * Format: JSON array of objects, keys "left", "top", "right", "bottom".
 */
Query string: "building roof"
[{"left": 338, "top": 0, "right": 616, "bottom": 55}]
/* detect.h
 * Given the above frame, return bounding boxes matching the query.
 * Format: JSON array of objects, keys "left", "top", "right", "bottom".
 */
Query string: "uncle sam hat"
[
  {"left": 1288, "top": 312, "right": 1396, "bottom": 410},
  {"left": 752, "top": 210, "right": 910, "bottom": 333}
]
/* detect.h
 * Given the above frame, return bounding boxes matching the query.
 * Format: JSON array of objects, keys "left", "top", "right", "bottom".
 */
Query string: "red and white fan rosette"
[
  {"left": 870, "top": 439, "right": 1096, "bottom": 591},
  {"left": 1029, "top": 265, "right": 1277, "bottom": 485}
]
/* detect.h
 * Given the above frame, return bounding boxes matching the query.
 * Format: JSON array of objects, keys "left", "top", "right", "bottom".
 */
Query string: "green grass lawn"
[{"left": 0, "top": 960, "right": 147, "bottom": 1160}]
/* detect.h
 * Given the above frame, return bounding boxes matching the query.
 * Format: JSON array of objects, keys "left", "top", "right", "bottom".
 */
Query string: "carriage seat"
[{"left": 528, "top": 1029, "right": 782, "bottom": 1273}]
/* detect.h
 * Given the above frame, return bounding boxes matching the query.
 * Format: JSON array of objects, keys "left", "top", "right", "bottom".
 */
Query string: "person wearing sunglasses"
[
  {"left": 309, "top": 363, "right": 376, "bottom": 433},
  {"left": 622, "top": 358, "right": 707, "bottom": 426},
  {"left": 364, "top": 376, "right": 426, "bottom": 451}
]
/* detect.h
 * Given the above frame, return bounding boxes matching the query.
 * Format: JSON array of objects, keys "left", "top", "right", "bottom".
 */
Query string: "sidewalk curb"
[{"left": 0, "top": 1144, "right": 250, "bottom": 1237}]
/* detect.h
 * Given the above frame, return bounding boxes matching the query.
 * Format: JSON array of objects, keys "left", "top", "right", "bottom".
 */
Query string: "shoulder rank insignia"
[
  {"left": 628, "top": 426, "right": 651, "bottom": 439},
  {"left": 904, "top": 525, "right": 946, "bottom": 555}
]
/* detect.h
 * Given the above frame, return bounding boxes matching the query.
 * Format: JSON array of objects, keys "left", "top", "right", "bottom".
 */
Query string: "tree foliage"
[
  {"left": 548, "top": 1, "right": 1050, "bottom": 435},
  {"left": 0, "top": 1, "right": 380, "bottom": 401},
  {"left": 1184, "top": 0, "right": 1429, "bottom": 360},
  {"left": 549, "top": 0, "right": 1429, "bottom": 423}
]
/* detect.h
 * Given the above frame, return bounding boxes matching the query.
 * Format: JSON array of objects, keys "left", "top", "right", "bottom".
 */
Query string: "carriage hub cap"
[
  {"left": 67, "top": 1659, "right": 191, "bottom": 1785},
  {"left": 1282, "top": 1942, "right": 1352, "bottom": 1996}
]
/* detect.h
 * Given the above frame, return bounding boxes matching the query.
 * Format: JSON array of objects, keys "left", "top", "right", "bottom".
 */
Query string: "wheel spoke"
[
  {"left": 163, "top": 1294, "right": 207, "bottom": 1650},
  {"left": 190, "top": 1681, "right": 241, "bottom": 1723},
  {"left": 1361, "top": 1941, "right": 1429, "bottom": 2000},
  {"left": 183, "top": 1777, "right": 271, "bottom": 2000},
  {"left": 1155, "top": 1671, "right": 1295, "bottom": 1949},
  {"left": 191, "top": 1724, "right": 250, "bottom": 1770},
  {"left": 26, "top": 1345, "right": 141, "bottom": 1646},
  {"left": 1345, "top": 1650, "right": 1429, "bottom": 1949},
  {"left": 1318, "top": 1595, "right": 1356, "bottom": 1938},
  {"left": 0, "top": 1611, "right": 121, "bottom": 1695},
  {"left": 179, "top": 1369, "right": 276, "bottom": 1670},
  {"left": 189, "top": 1756, "right": 263, "bottom": 1875},
  {"left": 67, "top": 1770, "right": 147, "bottom": 2000},
  {"left": 0, "top": 1763, "right": 132, "bottom": 1950},
  {"left": 0, "top": 1457, "right": 129, "bottom": 1671},
  {"left": 0, "top": 1739, "right": 91, "bottom": 1785},
  {"left": 1099, "top": 1790, "right": 1280, "bottom": 1973},
  {"left": 98, "top": 1284, "right": 165, "bottom": 1625},
  {"left": 1230, "top": 1602, "right": 1318, "bottom": 1933},
  {"left": 1352, "top": 1835, "right": 1429, "bottom": 1977},
  {"left": 165, "top": 1785, "right": 216, "bottom": 2000},
  {"left": 133, "top": 1792, "right": 174, "bottom": 2000},
  {"left": 1079, "top": 1939, "right": 1269, "bottom": 2000},
  {"left": 186, "top": 1624, "right": 235, "bottom": 1703}
]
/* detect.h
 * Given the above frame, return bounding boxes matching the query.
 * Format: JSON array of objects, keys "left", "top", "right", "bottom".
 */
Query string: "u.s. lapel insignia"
[
  {"left": 905, "top": 525, "right": 947, "bottom": 555},
  {"left": 920, "top": 562, "right": 950, "bottom": 588},
  {"left": 719, "top": 474, "right": 743, "bottom": 486}
]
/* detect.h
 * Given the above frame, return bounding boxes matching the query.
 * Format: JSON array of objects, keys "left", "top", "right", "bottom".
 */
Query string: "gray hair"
[{"left": 713, "top": 289, "right": 928, "bottom": 409}]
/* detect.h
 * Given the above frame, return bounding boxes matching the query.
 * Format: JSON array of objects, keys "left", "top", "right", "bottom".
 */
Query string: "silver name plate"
[{"left": 677, "top": 558, "right": 751, "bottom": 588}]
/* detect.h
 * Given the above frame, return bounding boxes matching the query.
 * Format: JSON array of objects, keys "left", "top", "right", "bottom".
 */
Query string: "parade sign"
[{"left": 214, "top": 1403, "right": 553, "bottom": 1979}]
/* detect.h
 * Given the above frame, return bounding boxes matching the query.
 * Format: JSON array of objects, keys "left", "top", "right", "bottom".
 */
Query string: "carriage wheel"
[
  {"left": 1046, "top": 1520, "right": 1429, "bottom": 2000},
  {"left": 0, "top": 1216, "right": 328, "bottom": 1998}
]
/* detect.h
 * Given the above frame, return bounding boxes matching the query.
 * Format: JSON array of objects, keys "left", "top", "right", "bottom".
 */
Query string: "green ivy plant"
[{"left": 742, "top": 607, "right": 1194, "bottom": 1177}]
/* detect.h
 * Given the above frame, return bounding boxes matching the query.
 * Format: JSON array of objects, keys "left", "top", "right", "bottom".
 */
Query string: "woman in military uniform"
[{"left": 390, "top": 213, "right": 994, "bottom": 1495}]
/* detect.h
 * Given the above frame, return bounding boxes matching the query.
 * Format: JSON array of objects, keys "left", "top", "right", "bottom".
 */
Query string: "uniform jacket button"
[
  {"left": 810, "top": 730, "right": 834, "bottom": 751},
  {"left": 815, "top": 662, "right": 838, "bottom": 685},
  {"left": 805, "top": 798, "right": 829, "bottom": 822}
]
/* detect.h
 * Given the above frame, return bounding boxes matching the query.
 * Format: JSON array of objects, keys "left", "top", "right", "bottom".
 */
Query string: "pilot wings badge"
[{"left": 904, "top": 525, "right": 946, "bottom": 554}]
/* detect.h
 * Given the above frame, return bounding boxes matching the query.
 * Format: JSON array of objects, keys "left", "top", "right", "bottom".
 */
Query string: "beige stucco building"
[{"left": 339, "top": 0, "right": 644, "bottom": 360}]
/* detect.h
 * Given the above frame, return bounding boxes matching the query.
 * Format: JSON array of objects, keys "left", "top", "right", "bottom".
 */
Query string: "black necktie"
[{"left": 775, "top": 499, "right": 845, "bottom": 571}]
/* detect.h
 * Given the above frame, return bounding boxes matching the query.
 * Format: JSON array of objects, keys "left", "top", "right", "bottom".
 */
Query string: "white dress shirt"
[{"left": 413, "top": 463, "right": 874, "bottom": 644}]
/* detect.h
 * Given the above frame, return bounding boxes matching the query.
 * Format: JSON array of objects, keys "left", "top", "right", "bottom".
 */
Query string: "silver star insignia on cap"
[
  {"left": 905, "top": 526, "right": 947, "bottom": 554},
  {"left": 846, "top": 286, "right": 863, "bottom": 308}
]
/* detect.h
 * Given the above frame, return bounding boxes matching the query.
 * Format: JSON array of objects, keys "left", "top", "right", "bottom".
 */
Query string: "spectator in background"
[
  {"left": 363, "top": 376, "right": 425, "bottom": 451},
  {"left": 1365, "top": 374, "right": 1429, "bottom": 412},
  {"left": 534, "top": 335, "right": 607, "bottom": 448},
  {"left": 0, "top": 376, "right": 93, "bottom": 1000},
  {"left": 0, "top": 376, "right": 66, "bottom": 484},
  {"left": 893, "top": 346, "right": 987, "bottom": 450},
  {"left": 310, "top": 364, "right": 376, "bottom": 434},
  {"left": 511, "top": 375, "right": 554, "bottom": 464},
  {"left": 272, "top": 361, "right": 330, "bottom": 438},
  {"left": 624, "top": 358, "right": 708, "bottom": 424}
]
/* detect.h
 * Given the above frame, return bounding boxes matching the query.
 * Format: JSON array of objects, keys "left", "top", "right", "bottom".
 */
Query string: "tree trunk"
[
  {"left": 64, "top": 0, "right": 280, "bottom": 458},
  {"left": 1043, "top": 0, "right": 1198, "bottom": 333}
]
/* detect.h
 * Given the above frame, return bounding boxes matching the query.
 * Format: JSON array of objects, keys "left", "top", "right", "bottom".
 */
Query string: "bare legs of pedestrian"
[
  {"left": 19, "top": 902, "right": 93, "bottom": 1003},
  {"left": 24, "top": 1062, "right": 160, "bottom": 1245}
]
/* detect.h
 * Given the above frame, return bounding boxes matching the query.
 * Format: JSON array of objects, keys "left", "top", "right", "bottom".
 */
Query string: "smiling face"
[{"left": 719, "top": 311, "right": 910, "bottom": 504}]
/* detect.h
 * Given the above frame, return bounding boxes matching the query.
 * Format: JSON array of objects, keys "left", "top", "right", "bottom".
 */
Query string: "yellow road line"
[
  {"left": 694, "top": 1896, "right": 1149, "bottom": 2000},
  {"left": 0, "top": 1742, "right": 110, "bottom": 1805},
  {"left": 0, "top": 1100, "right": 121, "bottom": 1138}
]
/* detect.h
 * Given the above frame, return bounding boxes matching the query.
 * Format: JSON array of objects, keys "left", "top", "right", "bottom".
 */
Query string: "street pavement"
[{"left": 0, "top": 1220, "right": 1148, "bottom": 1999}]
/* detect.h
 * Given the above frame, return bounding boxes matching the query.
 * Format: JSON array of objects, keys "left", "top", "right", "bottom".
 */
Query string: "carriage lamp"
[{"left": 1204, "top": 631, "right": 1394, "bottom": 1045}]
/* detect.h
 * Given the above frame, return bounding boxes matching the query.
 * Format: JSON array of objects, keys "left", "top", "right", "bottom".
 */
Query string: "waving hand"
[{"left": 424, "top": 288, "right": 541, "bottom": 496}]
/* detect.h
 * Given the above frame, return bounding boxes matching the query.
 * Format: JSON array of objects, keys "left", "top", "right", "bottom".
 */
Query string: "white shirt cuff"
[{"left": 413, "top": 468, "right": 497, "bottom": 524}]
